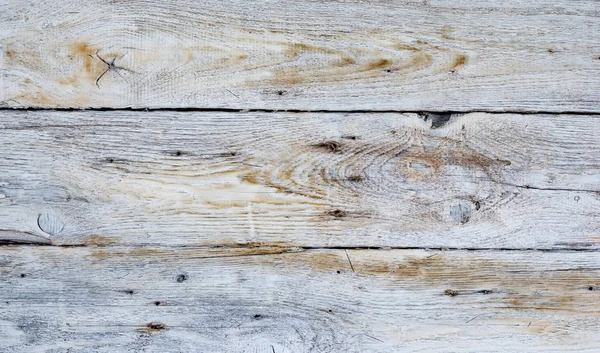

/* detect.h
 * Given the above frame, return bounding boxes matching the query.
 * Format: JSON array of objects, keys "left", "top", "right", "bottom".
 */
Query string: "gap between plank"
[
  {"left": 1, "top": 242, "right": 598, "bottom": 253},
  {"left": 2, "top": 107, "right": 600, "bottom": 115}
]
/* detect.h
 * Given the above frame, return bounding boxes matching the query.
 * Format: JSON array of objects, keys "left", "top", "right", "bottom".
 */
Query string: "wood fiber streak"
[
  {"left": 1, "top": 110, "right": 599, "bottom": 248},
  {"left": 1, "top": 0, "right": 599, "bottom": 110},
  {"left": 0, "top": 247, "right": 599, "bottom": 352}
]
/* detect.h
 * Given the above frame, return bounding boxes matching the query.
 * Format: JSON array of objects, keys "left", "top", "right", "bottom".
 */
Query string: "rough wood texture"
[
  {"left": 0, "top": 247, "right": 598, "bottom": 352},
  {"left": 1, "top": 110, "right": 599, "bottom": 248},
  {"left": 1, "top": 0, "right": 599, "bottom": 111}
]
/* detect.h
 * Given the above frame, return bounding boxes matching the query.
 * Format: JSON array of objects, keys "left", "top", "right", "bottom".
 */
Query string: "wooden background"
[{"left": 1, "top": 1, "right": 599, "bottom": 352}]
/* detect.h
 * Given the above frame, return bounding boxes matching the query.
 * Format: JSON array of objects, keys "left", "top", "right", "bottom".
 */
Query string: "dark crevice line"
[
  {"left": 487, "top": 179, "right": 599, "bottom": 193},
  {"left": 301, "top": 246, "right": 600, "bottom": 253},
  {"left": 1, "top": 242, "right": 599, "bottom": 252},
  {"left": 1, "top": 107, "right": 600, "bottom": 115},
  {"left": 513, "top": 185, "right": 598, "bottom": 193},
  {"left": 0, "top": 241, "right": 53, "bottom": 246}
]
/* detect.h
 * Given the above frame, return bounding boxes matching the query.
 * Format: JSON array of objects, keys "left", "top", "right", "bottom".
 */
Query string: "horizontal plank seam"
[
  {"left": 2, "top": 107, "right": 600, "bottom": 115},
  {"left": 1, "top": 243, "right": 598, "bottom": 252}
]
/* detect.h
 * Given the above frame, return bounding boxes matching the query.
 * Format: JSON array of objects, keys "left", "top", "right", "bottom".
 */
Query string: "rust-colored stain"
[
  {"left": 449, "top": 53, "right": 467, "bottom": 70},
  {"left": 290, "top": 252, "right": 347, "bottom": 272},
  {"left": 66, "top": 41, "right": 106, "bottom": 86},
  {"left": 335, "top": 57, "right": 357, "bottom": 67},
  {"left": 239, "top": 168, "right": 329, "bottom": 202},
  {"left": 6, "top": 35, "right": 467, "bottom": 105},
  {"left": 261, "top": 39, "right": 435, "bottom": 88},
  {"left": 364, "top": 58, "right": 392, "bottom": 70},
  {"left": 397, "top": 137, "right": 511, "bottom": 181},
  {"left": 89, "top": 241, "right": 303, "bottom": 260},
  {"left": 83, "top": 235, "right": 119, "bottom": 247},
  {"left": 285, "top": 42, "right": 341, "bottom": 58},
  {"left": 12, "top": 91, "right": 55, "bottom": 107},
  {"left": 392, "top": 43, "right": 421, "bottom": 52},
  {"left": 3, "top": 41, "right": 107, "bottom": 106},
  {"left": 271, "top": 67, "right": 305, "bottom": 86},
  {"left": 3, "top": 46, "right": 36, "bottom": 68},
  {"left": 58, "top": 76, "right": 79, "bottom": 85},
  {"left": 71, "top": 41, "right": 97, "bottom": 72},
  {"left": 285, "top": 251, "right": 600, "bottom": 314},
  {"left": 4, "top": 49, "right": 15, "bottom": 60}
]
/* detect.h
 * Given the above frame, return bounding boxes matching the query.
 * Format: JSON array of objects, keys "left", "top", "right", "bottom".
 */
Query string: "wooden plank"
[
  {"left": 0, "top": 246, "right": 598, "bottom": 352},
  {"left": 1, "top": 0, "right": 599, "bottom": 111},
  {"left": 1, "top": 110, "right": 599, "bottom": 248}
]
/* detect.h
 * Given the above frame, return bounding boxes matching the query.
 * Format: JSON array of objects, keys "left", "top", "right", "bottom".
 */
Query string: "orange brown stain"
[
  {"left": 285, "top": 42, "right": 340, "bottom": 58},
  {"left": 393, "top": 43, "right": 421, "bottom": 52},
  {"left": 89, "top": 250, "right": 108, "bottom": 260},
  {"left": 4, "top": 49, "right": 15, "bottom": 60},
  {"left": 83, "top": 235, "right": 119, "bottom": 247},
  {"left": 88, "top": 241, "right": 304, "bottom": 260},
  {"left": 84, "top": 245, "right": 599, "bottom": 313},
  {"left": 63, "top": 41, "right": 122, "bottom": 88},
  {"left": 12, "top": 91, "right": 54, "bottom": 107},
  {"left": 398, "top": 138, "right": 511, "bottom": 181},
  {"left": 58, "top": 76, "right": 79, "bottom": 85},
  {"left": 238, "top": 169, "right": 328, "bottom": 202},
  {"left": 363, "top": 58, "right": 392, "bottom": 70},
  {"left": 277, "top": 68, "right": 305, "bottom": 86},
  {"left": 449, "top": 53, "right": 467, "bottom": 70},
  {"left": 335, "top": 57, "right": 357, "bottom": 67},
  {"left": 3, "top": 46, "right": 40, "bottom": 70},
  {"left": 288, "top": 252, "right": 347, "bottom": 272},
  {"left": 288, "top": 251, "right": 600, "bottom": 313},
  {"left": 509, "top": 298, "right": 522, "bottom": 306},
  {"left": 70, "top": 41, "right": 98, "bottom": 73},
  {"left": 254, "top": 38, "right": 439, "bottom": 88},
  {"left": 408, "top": 51, "right": 433, "bottom": 70}
]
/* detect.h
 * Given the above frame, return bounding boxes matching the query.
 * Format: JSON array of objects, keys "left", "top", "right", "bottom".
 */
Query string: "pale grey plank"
[
  {"left": 1, "top": 0, "right": 599, "bottom": 111},
  {"left": 1, "top": 110, "right": 599, "bottom": 248},
  {"left": 0, "top": 247, "right": 599, "bottom": 352}
]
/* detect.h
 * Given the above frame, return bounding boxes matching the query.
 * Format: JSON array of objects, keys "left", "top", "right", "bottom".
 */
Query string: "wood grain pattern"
[
  {"left": 1, "top": 0, "right": 599, "bottom": 111},
  {"left": 1, "top": 110, "right": 599, "bottom": 248},
  {"left": 0, "top": 246, "right": 599, "bottom": 352}
]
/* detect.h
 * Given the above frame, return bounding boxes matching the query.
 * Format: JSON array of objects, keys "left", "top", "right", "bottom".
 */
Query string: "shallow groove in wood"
[
  {"left": 1, "top": 243, "right": 600, "bottom": 253},
  {"left": 2, "top": 107, "right": 600, "bottom": 116}
]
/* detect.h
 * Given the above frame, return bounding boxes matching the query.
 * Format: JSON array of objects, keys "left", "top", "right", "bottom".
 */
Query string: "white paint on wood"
[
  {"left": 0, "top": 247, "right": 598, "bottom": 352},
  {"left": 1, "top": 0, "right": 599, "bottom": 110},
  {"left": 1, "top": 110, "right": 599, "bottom": 248}
]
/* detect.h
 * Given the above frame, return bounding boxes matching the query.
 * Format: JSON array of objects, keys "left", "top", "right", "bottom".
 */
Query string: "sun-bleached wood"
[
  {"left": 1, "top": 0, "right": 599, "bottom": 111},
  {"left": 1, "top": 110, "right": 599, "bottom": 248},
  {"left": 0, "top": 246, "right": 599, "bottom": 352}
]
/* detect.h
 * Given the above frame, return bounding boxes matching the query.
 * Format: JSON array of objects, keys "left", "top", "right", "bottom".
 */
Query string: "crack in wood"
[
  {"left": 1, "top": 242, "right": 599, "bottom": 253},
  {"left": 2, "top": 108, "right": 600, "bottom": 115}
]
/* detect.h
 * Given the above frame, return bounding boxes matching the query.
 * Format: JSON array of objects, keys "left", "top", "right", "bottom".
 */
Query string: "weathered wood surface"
[
  {"left": 1, "top": 0, "right": 599, "bottom": 111},
  {"left": 1, "top": 110, "right": 599, "bottom": 249},
  {"left": 0, "top": 247, "right": 599, "bottom": 352}
]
